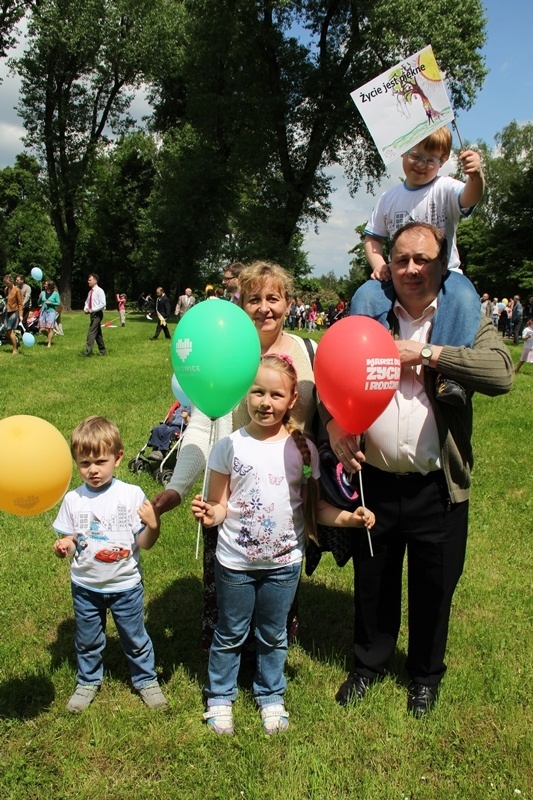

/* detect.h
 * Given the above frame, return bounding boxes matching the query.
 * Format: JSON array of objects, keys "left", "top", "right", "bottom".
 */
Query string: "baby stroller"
[
  {"left": 21, "top": 307, "right": 41, "bottom": 335},
  {"left": 128, "top": 400, "right": 189, "bottom": 485}
]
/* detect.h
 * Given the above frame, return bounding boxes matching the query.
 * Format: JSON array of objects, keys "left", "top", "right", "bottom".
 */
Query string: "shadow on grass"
[
  {"left": 46, "top": 572, "right": 410, "bottom": 696},
  {"left": 46, "top": 576, "right": 207, "bottom": 689},
  {"left": 145, "top": 575, "right": 207, "bottom": 684},
  {"left": 47, "top": 615, "right": 155, "bottom": 689},
  {"left": 0, "top": 673, "right": 55, "bottom": 720}
]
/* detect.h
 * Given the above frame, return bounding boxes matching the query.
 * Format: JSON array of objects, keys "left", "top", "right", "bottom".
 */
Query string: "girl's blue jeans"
[
  {"left": 71, "top": 581, "right": 157, "bottom": 689},
  {"left": 206, "top": 559, "right": 301, "bottom": 707}
]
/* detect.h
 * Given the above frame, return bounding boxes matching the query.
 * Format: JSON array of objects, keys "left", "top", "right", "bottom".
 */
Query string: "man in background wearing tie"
[
  {"left": 81, "top": 273, "right": 107, "bottom": 356},
  {"left": 175, "top": 287, "right": 195, "bottom": 320}
]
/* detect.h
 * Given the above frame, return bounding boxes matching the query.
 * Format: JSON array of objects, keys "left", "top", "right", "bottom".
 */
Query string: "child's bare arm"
[
  {"left": 53, "top": 536, "right": 76, "bottom": 558},
  {"left": 347, "top": 506, "right": 376, "bottom": 528},
  {"left": 191, "top": 470, "right": 230, "bottom": 528},
  {"left": 459, "top": 149, "right": 485, "bottom": 208},
  {"left": 316, "top": 499, "right": 375, "bottom": 529},
  {"left": 136, "top": 499, "right": 160, "bottom": 549},
  {"left": 191, "top": 495, "right": 226, "bottom": 527},
  {"left": 364, "top": 235, "right": 390, "bottom": 281}
]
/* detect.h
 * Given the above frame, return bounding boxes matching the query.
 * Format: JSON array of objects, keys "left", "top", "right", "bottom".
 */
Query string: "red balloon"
[{"left": 315, "top": 316, "right": 400, "bottom": 434}]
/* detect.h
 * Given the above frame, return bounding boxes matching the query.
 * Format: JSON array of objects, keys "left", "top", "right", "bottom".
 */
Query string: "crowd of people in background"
[
  {"left": 135, "top": 264, "right": 351, "bottom": 339},
  {"left": 480, "top": 293, "right": 533, "bottom": 346},
  {"left": 286, "top": 297, "right": 347, "bottom": 330},
  {"left": 1, "top": 272, "right": 63, "bottom": 353},
  {"left": 2, "top": 268, "right": 532, "bottom": 371}
]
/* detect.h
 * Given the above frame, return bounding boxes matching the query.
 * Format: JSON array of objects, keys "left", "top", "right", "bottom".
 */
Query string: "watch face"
[{"left": 421, "top": 346, "right": 432, "bottom": 361}]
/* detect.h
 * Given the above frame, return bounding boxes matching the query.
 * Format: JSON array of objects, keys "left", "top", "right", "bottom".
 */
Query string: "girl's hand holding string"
[
  {"left": 352, "top": 507, "right": 376, "bottom": 529},
  {"left": 191, "top": 494, "right": 216, "bottom": 527}
]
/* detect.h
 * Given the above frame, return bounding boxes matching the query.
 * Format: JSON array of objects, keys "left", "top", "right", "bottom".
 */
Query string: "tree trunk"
[{"left": 57, "top": 239, "right": 75, "bottom": 311}]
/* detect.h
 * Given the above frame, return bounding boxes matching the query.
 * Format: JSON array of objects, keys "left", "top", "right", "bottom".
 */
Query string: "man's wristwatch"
[{"left": 421, "top": 345, "right": 433, "bottom": 366}]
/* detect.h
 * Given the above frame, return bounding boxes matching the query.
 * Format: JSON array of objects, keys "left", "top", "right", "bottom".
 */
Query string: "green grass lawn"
[{"left": 0, "top": 312, "right": 531, "bottom": 800}]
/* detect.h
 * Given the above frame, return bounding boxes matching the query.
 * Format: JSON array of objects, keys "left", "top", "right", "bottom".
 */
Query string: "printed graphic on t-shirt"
[
  {"left": 233, "top": 470, "right": 294, "bottom": 563},
  {"left": 73, "top": 509, "right": 133, "bottom": 568}
]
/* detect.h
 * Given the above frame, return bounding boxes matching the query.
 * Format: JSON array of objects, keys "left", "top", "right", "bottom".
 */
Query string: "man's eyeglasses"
[
  {"left": 405, "top": 150, "right": 442, "bottom": 168},
  {"left": 222, "top": 275, "right": 232, "bottom": 282}
]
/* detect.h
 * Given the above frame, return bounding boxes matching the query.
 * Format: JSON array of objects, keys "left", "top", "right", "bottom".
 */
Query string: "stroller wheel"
[
  {"left": 128, "top": 457, "right": 146, "bottom": 473},
  {"left": 160, "top": 469, "right": 174, "bottom": 486}
]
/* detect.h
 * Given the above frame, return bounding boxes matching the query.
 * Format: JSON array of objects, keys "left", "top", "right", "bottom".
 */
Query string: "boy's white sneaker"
[
  {"left": 137, "top": 681, "right": 168, "bottom": 709},
  {"left": 67, "top": 684, "right": 99, "bottom": 713}
]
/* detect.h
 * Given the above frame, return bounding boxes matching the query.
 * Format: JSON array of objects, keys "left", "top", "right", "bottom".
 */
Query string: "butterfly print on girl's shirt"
[{"left": 233, "top": 457, "right": 253, "bottom": 476}]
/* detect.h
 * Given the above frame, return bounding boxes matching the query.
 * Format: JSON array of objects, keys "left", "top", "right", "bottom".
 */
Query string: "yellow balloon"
[
  {"left": 502, "top": 298, "right": 508, "bottom": 307},
  {"left": 0, "top": 415, "right": 72, "bottom": 517}
]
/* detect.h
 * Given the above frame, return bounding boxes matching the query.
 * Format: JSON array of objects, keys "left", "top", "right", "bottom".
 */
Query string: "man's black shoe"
[
  {"left": 435, "top": 375, "right": 467, "bottom": 406},
  {"left": 407, "top": 682, "right": 438, "bottom": 718},
  {"left": 79, "top": 352, "right": 91, "bottom": 357},
  {"left": 335, "top": 673, "right": 376, "bottom": 706},
  {"left": 149, "top": 337, "right": 158, "bottom": 340}
]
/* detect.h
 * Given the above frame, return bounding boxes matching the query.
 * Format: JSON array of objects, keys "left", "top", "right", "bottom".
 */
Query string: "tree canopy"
[
  {"left": 457, "top": 121, "right": 533, "bottom": 297},
  {"left": 0, "top": 0, "right": 27, "bottom": 62},
  {"left": 145, "top": 0, "right": 487, "bottom": 278},
  {"left": 14, "top": 0, "right": 157, "bottom": 308},
  {"left": 6, "top": 0, "right": 490, "bottom": 304},
  {"left": 0, "top": 153, "right": 60, "bottom": 277}
]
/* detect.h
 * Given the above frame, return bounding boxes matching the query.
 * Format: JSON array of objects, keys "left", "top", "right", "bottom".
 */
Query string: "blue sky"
[{"left": 1, "top": 1, "right": 532, "bottom": 276}]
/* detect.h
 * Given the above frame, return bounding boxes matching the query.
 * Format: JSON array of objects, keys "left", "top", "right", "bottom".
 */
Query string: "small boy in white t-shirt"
[{"left": 53, "top": 416, "right": 167, "bottom": 713}]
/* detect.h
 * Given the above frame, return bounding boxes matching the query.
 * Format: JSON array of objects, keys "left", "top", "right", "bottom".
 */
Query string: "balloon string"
[
  {"left": 195, "top": 419, "right": 216, "bottom": 560},
  {"left": 358, "top": 471, "right": 374, "bottom": 557},
  {"left": 45, "top": 510, "right": 59, "bottom": 539}
]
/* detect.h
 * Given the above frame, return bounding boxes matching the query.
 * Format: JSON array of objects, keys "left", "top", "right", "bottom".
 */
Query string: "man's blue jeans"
[
  {"left": 206, "top": 559, "right": 301, "bottom": 707},
  {"left": 350, "top": 271, "right": 481, "bottom": 347},
  {"left": 71, "top": 581, "right": 157, "bottom": 689}
]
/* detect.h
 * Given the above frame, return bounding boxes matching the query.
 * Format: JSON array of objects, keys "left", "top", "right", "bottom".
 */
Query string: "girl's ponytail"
[{"left": 289, "top": 427, "right": 319, "bottom": 544}]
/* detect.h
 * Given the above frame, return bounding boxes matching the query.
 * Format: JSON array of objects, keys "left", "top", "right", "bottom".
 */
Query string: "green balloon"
[{"left": 171, "top": 300, "right": 260, "bottom": 419}]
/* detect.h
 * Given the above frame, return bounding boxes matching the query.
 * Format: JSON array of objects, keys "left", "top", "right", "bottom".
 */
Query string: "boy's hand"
[
  {"left": 138, "top": 499, "right": 158, "bottom": 529},
  {"left": 53, "top": 537, "right": 75, "bottom": 558},
  {"left": 353, "top": 507, "right": 376, "bottom": 529},
  {"left": 460, "top": 149, "right": 483, "bottom": 177},
  {"left": 371, "top": 263, "right": 391, "bottom": 281},
  {"left": 191, "top": 494, "right": 216, "bottom": 526}
]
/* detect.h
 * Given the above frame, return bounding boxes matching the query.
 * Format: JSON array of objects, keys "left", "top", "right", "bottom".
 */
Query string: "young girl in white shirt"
[{"left": 191, "top": 354, "right": 375, "bottom": 735}]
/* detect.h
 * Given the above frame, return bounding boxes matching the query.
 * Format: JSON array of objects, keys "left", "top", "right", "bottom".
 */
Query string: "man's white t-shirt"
[
  {"left": 53, "top": 478, "right": 146, "bottom": 592},
  {"left": 364, "top": 175, "right": 473, "bottom": 271},
  {"left": 209, "top": 429, "right": 320, "bottom": 570}
]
